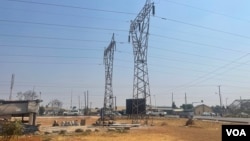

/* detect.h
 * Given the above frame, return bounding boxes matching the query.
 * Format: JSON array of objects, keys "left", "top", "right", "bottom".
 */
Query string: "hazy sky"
[{"left": 1, "top": 0, "right": 250, "bottom": 109}]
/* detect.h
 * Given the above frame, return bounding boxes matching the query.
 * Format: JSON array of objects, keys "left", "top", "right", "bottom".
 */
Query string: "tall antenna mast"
[
  {"left": 103, "top": 33, "right": 116, "bottom": 119},
  {"left": 129, "top": 0, "right": 155, "bottom": 124},
  {"left": 9, "top": 73, "right": 15, "bottom": 100}
]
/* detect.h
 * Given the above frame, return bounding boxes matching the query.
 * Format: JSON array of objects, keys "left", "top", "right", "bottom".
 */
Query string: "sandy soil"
[{"left": 9, "top": 116, "right": 223, "bottom": 141}]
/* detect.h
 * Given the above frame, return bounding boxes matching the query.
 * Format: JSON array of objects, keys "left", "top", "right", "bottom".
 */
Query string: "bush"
[
  {"left": 160, "top": 122, "right": 168, "bottom": 126},
  {"left": 59, "top": 130, "right": 67, "bottom": 135},
  {"left": 0, "top": 120, "right": 23, "bottom": 141},
  {"left": 75, "top": 128, "right": 84, "bottom": 133}
]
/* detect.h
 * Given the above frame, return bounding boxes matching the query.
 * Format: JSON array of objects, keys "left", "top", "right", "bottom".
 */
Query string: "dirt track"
[{"left": 12, "top": 116, "right": 223, "bottom": 141}]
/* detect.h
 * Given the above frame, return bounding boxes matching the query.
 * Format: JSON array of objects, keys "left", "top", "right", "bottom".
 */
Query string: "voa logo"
[{"left": 226, "top": 129, "right": 246, "bottom": 136}]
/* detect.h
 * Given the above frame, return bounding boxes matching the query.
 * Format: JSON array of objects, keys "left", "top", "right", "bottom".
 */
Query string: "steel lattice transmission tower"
[
  {"left": 129, "top": 0, "right": 155, "bottom": 123},
  {"left": 103, "top": 33, "right": 116, "bottom": 119}
]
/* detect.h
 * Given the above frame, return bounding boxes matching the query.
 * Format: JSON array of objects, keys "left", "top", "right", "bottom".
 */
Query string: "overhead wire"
[
  {"left": 3, "top": 0, "right": 250, "bottom": 94},
  {"left": 0, "top": 19, "right": 128, "bottom": 33},
  {"left": 150, "top": 33, "right": 245, "bottom": 53},
  {"left": 166, "top": 53, "right": 250, "bottom": 92},
  {"left": 162, "top": 0, "right": 250, "bottom": 23},
  {"left": 6, "top": 0, "right": 137, "bottom": 15},
  {"left": 0, "top": 19, "right": 246, "bottom": 53},
  {"left": 5, "top": 0, "right": 250, "bottom": 41},
  {"left": 0, "top": 45, "right": 246, "bottom": 71},
  {"left": 0, "top": 33, "right": 128, "bottom": 44},
  {"left": 153, "top": 16, "right": 250, "bottom": 40}
]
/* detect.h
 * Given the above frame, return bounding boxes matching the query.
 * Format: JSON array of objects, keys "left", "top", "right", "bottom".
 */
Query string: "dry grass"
[{"left": 6, "top": 116, "right": 222, "bottom": 141}]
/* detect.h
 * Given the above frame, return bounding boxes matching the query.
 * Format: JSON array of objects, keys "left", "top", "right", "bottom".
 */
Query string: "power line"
[
  {"left": 0, "top": 19, "right": 128, "bottom": 33},
  {"left": 7, "top": 0, "right": 136, "bottom": 15},
  {"left": 0, "top": 54, "right": 103, "bottom": 59},
  {"left": 153, "top": 16, "right": 250, "bottom": 40},
  {"left": 2, "top": 61, "right": 250, "bottom": 90},
  {"left": 0, "top": 19, "right": 248, "bottom": 53},
  {"left": 0, "top": 43, "right": 241, "bottom": 65},
  {"left": 2, "top": 53, "right": 250, "bottom": 81},
  {"left": 162, "top": 0, "right": 250, "bottom": 23},
  {"left": 3, "top": 1, "right": 250, "bottom": 41},
  {"left": 0, "top": 34, "right": 106, "bottom": 43},
  {"left": 0, "top": 33, "right": 127, "bottom": 44},
  {"left": 0, "top": 61, "right": 102, "bottom": 65},
  {"left": 1, "top": 45, "right": 250, "bottom": 73},
  {"left": 0, "top": 6, "right": 130, "bottom": 23},
  {"left": 151, "top": 46, "right": 240, "bottom": 62},
  {"left": 3, "top": 0, "right": 250, "bottom": 55},
  {"left": 167, "top": 53, "right": 250, "bottom": 91},
  {"left": 0, "top": 31, "right": 245, "bottom": 54},
  {"left": 0, "top": 44, "right": 104, "bottom": 51},
  {"left": 150, "top": 33, "right": 245, "bottom": 53}
]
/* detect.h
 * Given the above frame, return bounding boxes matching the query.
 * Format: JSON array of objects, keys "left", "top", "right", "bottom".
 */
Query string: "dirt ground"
[{"left": 9, "top": 116, "right": 223, "bottom": 141}]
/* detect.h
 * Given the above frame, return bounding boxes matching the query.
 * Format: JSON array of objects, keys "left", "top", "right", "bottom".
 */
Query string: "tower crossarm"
[{"left": 129, "top": 0, "right": 154, "bottom": 34}]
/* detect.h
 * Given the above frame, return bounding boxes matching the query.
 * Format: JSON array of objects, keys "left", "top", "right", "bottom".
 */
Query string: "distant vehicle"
[
  {"left": 179, "top": 104, "right": 194, "bottom": 118},
  {"left": 63, "top": 110, "right": 79, "bottom": 116},
  {"left": 97, "top": 111, "right": 122, "bottom": 117},
  {"left": 239, "top": 112, "right": 249, "bottom": 118},
  {"left": 202, "top": 112, "right": 210, "bottom": 116},
  {"left": 202, "top": 112, "right": 216, "bottom": 116},
  {"left": 147, "top": 110, "right": 167, "bottom": 117},
  {"left": 179, "top": 111, "right": 194, "bottom": 118}
]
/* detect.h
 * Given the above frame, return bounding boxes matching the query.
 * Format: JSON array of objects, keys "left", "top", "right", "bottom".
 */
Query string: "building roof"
[
  {"left": 194, "top": 104, "right": 211, "bottom": 109},
  {"left": 0, "top": 100, "right": 42, "bottom": 116}
]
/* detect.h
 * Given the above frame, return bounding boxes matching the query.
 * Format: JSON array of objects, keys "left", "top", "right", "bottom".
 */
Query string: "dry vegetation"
[{"left": 5, "top": 116, "right": 223, "bottom": 141}]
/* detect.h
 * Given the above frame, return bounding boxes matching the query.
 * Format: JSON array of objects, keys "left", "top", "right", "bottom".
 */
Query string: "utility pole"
[
  {"left": 39, "top": 92, "right": 42, "bottom": 100},
  {"left": 225, "top": 97, "right": 228, "bottom": 108},
  {"left": 9, "top": 73, "right": 15, "bottom": 100},
  {"left": 172, "top": 92, "right": 173, "bottom": 106},
  {"left": 114, "top": 96, "right": 116, "bottom": 112},
  {"left": 154, "top": 95, "right": 156, "bottom": 108},
  {"left": 218, "top": 85, "right": 223, "bottom": 116},
  {"left": 87, "top": 90, "right": 89, "bottom": 115},
  {"left": 185, "top": 93, "right": 187, "bottom": 105},
  {"left": 84, "top": 91, "right": 86, "bottom": 114},
  {"left": 32, "top": 86, "right": 35, "bottom": 100},
  {"left": 70, "top": 90, "right": 72, "bottom": 109},
  {"left": 103, "top": 33, "right": 116, "bottom": 120},
  {"left": 128, "top": 0, "right": 155, "bottom": 124},
  {"left": 239, "top": 96, "right": 242, "bottom": 109},
  {"left": 78, "top": 95, "right": 80, "bottom": 110},
  {"left": 218, "top": 85, "right": 222, "bottom": 108}
]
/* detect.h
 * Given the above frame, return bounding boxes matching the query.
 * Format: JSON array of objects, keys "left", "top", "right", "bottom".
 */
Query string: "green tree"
[
  {"left": 39, "top": 106, "right": 45, "bottom": 115},
  {"left": 172, "top": 102, "right": 177, "bottom": 109},
  {"left": 17, "top": 90, "right": 38, "bottom": 100},
  {"left": 180, "top": 104, "right": 193, "bottom": 110}
]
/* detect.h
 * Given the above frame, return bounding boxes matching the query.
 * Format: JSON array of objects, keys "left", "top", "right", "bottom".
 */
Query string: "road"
[
  {"left": 195, "top": 116, "right": 250, "bottom": 124},
  {"left": 164, "top": 115, "right": 250, "bottom": 124}
]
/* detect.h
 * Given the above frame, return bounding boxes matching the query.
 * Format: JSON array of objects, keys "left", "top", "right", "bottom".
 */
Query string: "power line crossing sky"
[{"left": 1, "top": 0, "right": 250, "bottom": 108}]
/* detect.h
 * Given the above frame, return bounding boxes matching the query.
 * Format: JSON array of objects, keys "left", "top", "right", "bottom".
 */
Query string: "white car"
[{"left": 63, "top": 110, "right": 79, "bottom": 116}]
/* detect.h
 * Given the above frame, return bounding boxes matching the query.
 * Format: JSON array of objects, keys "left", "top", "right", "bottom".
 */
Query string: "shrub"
[
  {"left": 160, "top": 122, "right": 168, "bottom": 126},
  {"left": 0, "top": 120, "right": 23, "bottom": 141},
  {"left": 59, "top": 130, "right": 67, "bottom": 135},
  {"left": 75, "top": 128, "right": 84, "bottom": 133}
]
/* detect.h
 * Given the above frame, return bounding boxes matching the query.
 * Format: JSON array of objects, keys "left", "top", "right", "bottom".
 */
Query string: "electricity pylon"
[
  {"left": 129, "top": 0, "right": 155, "bottom": 124},
  {"left": 103, "top": 33, "right": 116, "bottom": 120}
]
